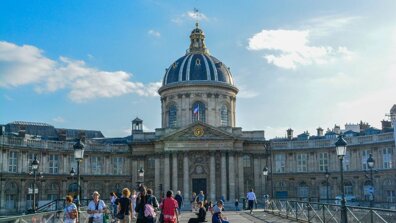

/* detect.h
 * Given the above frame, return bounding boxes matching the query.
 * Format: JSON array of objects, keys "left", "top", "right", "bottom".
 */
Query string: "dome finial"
[{"left": 189, "top": 22, "right": 208, "bottom": 54}]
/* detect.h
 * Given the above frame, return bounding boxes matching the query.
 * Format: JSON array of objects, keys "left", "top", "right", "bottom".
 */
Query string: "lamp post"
[
  {"left": 262, "top": 167, "right": 269, "bottom": 210},
  {"left": 31, "top": 157, "right": 39, "bottom": 212},
  {"left": 325, "top": 168, "right": 330, "bottom": 203},
  {"left": 137, "top": 167, "right": 144, "bottom": 188},
  {"left": 73, "top": 139, "right": 85, "bottom": 223},
  {"left": 367, "top": 153, "right": 375, "bottom": 223},
  {"left": 335, "top": 135, "right": 348, "bottom": 223}
]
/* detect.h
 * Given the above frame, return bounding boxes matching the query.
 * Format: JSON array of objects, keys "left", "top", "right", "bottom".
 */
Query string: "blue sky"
[{"left": 1, "top": 0, "right": 396, "bottom": 138}]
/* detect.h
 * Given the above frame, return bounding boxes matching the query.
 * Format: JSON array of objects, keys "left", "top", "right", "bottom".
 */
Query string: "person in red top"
[{"left": 160, "top": 190, "right": 179, "bottom": 223}]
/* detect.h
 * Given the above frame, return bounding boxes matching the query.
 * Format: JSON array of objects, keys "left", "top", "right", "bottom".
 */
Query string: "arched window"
[
  {"left": 220, "top": 105, "right": 229, "bottom": 126},
  {"left": 168, "top": 104, "right": 177, "bottom": 128},
  {"left": 192, "top": 101, "right": 205, "bottom": 123}
]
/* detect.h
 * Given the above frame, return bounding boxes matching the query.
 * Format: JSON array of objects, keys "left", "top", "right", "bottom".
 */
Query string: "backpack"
[
  {"left": 144, "top": 203, "right": 156, "bottom": 217},
  {"left": 144, "top": 196, "right": 156, "bottom": 217}
]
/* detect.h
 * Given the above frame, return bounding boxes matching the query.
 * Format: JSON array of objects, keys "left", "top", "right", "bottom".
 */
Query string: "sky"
[{"left": 1, "top": 0, "right": 396, "bottom": 139}]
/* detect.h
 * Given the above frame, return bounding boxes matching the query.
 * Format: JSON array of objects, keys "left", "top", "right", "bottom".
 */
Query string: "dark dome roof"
[
  {"left": 161, "top": 23, "right": 235, "bottom": 87},
  {"left": 163, "top": 53, "right": 234, "bottom": 86}
]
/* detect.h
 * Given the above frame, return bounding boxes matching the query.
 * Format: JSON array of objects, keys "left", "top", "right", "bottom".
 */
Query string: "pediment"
[{"left": 161, "top": 122, "right": 235, "bottom": 142}]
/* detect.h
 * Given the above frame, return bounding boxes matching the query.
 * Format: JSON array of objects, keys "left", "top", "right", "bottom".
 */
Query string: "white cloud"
[
  {"left": 0, "top": 41, "right": 55, "bottom": 87},
  {"left": 247, "top": 29, "right": 354, "bottom": 69},
  {"left": 0, "top": 41, "right": 160, "bottom": 102},
  {"left": 171, "top": 10, "right": 209, "bottom": 25},
  {"left": 148, "top": 29, "right": 161, "bottom": 38},
  {"left": 52, "top": 116, "right": 65, "bottom": 123}
]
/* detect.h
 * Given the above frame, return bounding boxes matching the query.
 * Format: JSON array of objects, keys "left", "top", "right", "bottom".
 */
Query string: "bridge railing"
[
  {"left": 266, "top": 199, "right": 396, "bottom": 223},
  {"left": 0, "top": 210, "right": 93, "bottom": 223}
]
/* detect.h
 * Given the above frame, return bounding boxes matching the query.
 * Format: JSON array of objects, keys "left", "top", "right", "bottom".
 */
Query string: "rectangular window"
[
  {"left": 345, "top": 185, "right": 353, "bottom": 195},
  {"left": 243, "top": 155, "right": 251, "bottom": 168},
  {"left": 91, "top": 156, "right": 102, "bottom": 175},
  {"left": 386, "top": 190, "right": 395, "bottom": 202},
  {"left": 148, "top": 158, "right": 155, "bottom": 169},
  {"left": 275, "top": 154, "right": 285, "bottom": 173},
  {"left": 297, "top": 153, "right": 307, "bottom": 172},
  {"left": 383, "top": 148, "right": 393, "bottom": 169},
  {"left": 48, "top": 154, "right": 59, "bottom": 174},
  {"left": 27, "top": 153, "right": 39, "bottom": 172},
  {"left": 361, "top": 150, "right": 369, "bottom": 170},
  {"left": 6, "top": 195, "right": 15, "bottom": 209},
  {"left": 8, "top": 151, "right": 17, "bottom": 173},
  {"left": 113, "top": 157, "right": 124, "bottom": 175},
  {"left": 319, "top": 153, "right": 328, "bottom": 172},
  {"left": 343, "top": 152, "right": 350, "bottom": 171}
]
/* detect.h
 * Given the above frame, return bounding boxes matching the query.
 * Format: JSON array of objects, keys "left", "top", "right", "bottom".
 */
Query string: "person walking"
[
  {"left": 110, "top": 192, "right": 118, "bottom": 218},
  {"left": 130, "top": 190, "right": 137, "bottom": 219},
  {"left": 174, "top": 191, "right": 183, "bottom": 213},
  {"left": 135, "top": 185, "right": 148, "bottom": 223},
  {"left": 64, "top": 195, "right": 78, "bottom": 223},
  {"left": 191, "top": 192, "right": 197, "bottom": 212},
  {"left": 197, "top": 191, "right": 205, "bottom": 203},
  {"left": 160, "top": 190, "right": 179, "bottom": 223},
  {"left": 145, "top": 188, "right": 159, "bottom": 223},
  {"left": 116, "top": 188, "right": 132, "bottom": 223},
  {"left": 234, "top": 198, "right": 239, "bottom": 211},
  {"left": 87, "top": 191, "right": 107, "bottom": 223},
  {"left": 246, "top": 189, "right": 257, "bottom": 214}
]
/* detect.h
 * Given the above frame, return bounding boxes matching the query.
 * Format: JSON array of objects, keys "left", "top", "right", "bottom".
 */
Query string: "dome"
[{"left": 161, "top": 23, "right": 235, "bottom": 87}]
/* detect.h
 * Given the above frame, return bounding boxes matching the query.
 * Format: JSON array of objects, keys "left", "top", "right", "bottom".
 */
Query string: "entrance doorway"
[{"left": 192, "top": 178, "right": 207, "bottom": 196}]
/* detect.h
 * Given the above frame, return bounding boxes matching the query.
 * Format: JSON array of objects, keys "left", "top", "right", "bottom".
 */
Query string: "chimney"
[
  {"left": 287, "top": 128, "right": 293, "bottom": 140},
  {"left": 333, "top": 125, "right": 341, "bottom": 134},
  {"left": 18, "top": 125, "right": 26, "bottom": 138},
  {"left": 381, "top": 120, "right": 391, "bottom": 130},
  {"left": 59, "top": 129, "right": 67, "bottom": 141},
  {"left": 317, "top": 127, "right": 323, "bottom": 136}
]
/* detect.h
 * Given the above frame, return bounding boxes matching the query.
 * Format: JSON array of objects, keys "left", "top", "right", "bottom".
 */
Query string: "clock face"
[{"left": 193, "top": 126, "right": 204, "bottom": 137}]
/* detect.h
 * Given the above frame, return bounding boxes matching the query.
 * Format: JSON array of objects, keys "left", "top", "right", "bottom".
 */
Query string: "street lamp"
[
  {"left": 31, "top": 157, "right": 39, "bottom": 212},
  {"left": 367, "top": 153, "right": 375, "bottom": 222},
  {"left": 262, "top": 167, "right": 269, "bottom": 209},
  {"left": 335, "top": 134, "right": 348, "bottom": 223},
  {"left": 137, "top": 167, "right": 144, "bottom": 187},
  {"left": 70, "top": 168, "right": 76, "bottom": 177},
  {"left": 325, "top": 168, "right": 330, "bottom": 203},
  {"left": 73, "top": 138, "right": 85, "bottom": 223}
]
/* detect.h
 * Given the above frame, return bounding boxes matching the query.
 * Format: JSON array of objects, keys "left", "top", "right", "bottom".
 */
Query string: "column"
[
  {"left": 0, "top": 180, "right": 5, "bottom": 211},
  {"left": 132, "top": 160, "right": 138, "bottom": 185},
  {"left": 221, "top": 153, "right": 227, "bottom": 200},
  {"left": 228, "top": 153, "right": 236, "bottom": 201},
  {"left": 17, "top": 151, "right": 23, "bottom": 173},
  {"left": 183, "top": 153, "right": 189, "bottom": 201},
  {"left": 210, "top": 153, "right": 216, "bottom": 201},
  {"left": 238, "top": 155, "right": 244, "bottom": 198},
  {"left": 253, "top": 158, "right": 261, "bottom": 196},
  {"left": 164, "top": 154, "right": 170, "bottom": 192},
  {"left": 154, "top": 156, "right": 160, "bottom": 197},
  {"left": 172, "top": 153, "right": 178, "bottom": 190}
]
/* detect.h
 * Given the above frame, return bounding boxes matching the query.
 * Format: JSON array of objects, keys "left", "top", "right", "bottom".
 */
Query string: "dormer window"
[{"left": 196, "top": 58, "right": 201, "bottom": 65}]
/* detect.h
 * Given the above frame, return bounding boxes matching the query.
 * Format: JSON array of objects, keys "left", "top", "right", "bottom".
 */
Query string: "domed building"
[
  {"left": 159, "top": 23, "right": 238, "bottom": 128},
  {"left": 131, "top": 23, "right": 268, "bottom": 202}
]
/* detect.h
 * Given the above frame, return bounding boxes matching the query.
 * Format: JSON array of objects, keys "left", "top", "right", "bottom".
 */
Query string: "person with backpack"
[
  {"left": 135, "top": 185, "right": 148, "bottom": 223},
  {"left": 145, "top": 189, "right": 159, "bottom": 223},
  {"left": 116, "top": 188, "right": 132, "bottom": 223}
]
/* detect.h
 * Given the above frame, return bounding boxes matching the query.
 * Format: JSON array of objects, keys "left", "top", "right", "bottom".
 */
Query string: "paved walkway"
[{"left": 174, "top": 209, "right": 296, "bottom": 223}]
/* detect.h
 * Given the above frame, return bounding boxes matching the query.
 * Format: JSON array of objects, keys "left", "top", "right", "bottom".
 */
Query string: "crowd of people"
[{"left": 64, "top": 187, "right": 266, "bottom": 223}]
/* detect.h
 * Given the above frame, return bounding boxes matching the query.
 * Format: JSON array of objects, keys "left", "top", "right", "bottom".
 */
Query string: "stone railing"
[
  {"left": 271, "top": 132, "right": 395, "bottom": 150},
  {"left": 0, "top": 136, "right": 129, "bottom": 152}
]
